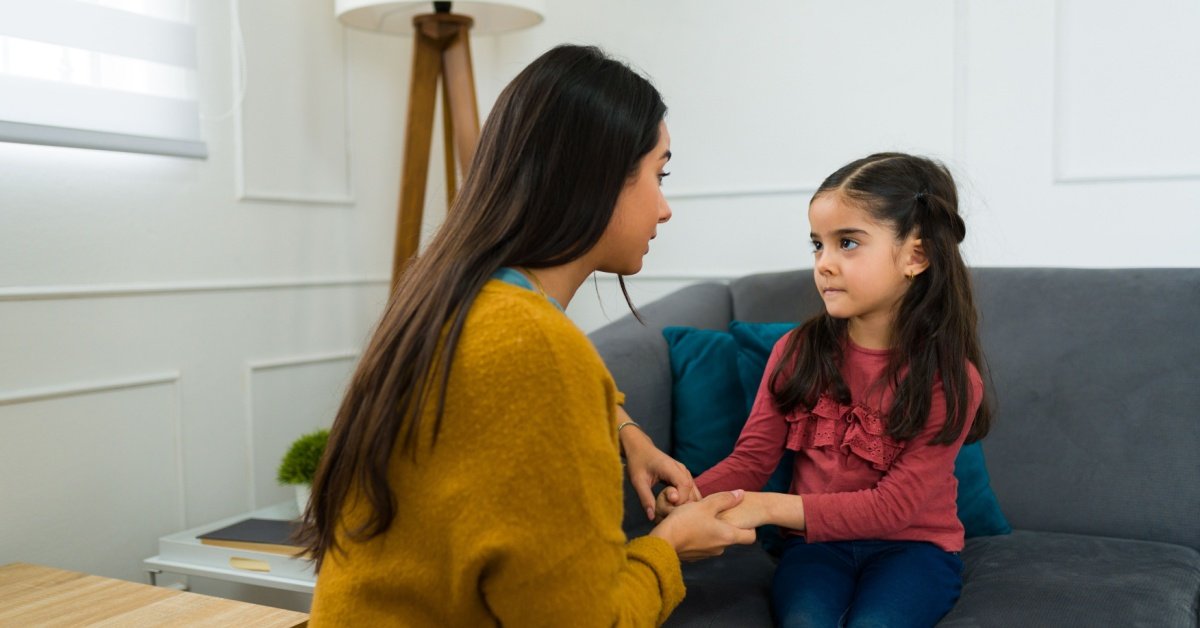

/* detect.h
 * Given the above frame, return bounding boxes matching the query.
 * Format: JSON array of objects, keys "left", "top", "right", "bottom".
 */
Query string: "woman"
[{"left": 302, "top": 45, "right": 756, "bottom": 626}]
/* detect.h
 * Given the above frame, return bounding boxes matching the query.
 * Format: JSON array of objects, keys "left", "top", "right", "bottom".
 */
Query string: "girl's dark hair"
[
  {"left": 771, "top": 152, "right": 992, "bottom": 445},
  {"left": 298, "top": 45, "right": 666, "bottom": 570}
]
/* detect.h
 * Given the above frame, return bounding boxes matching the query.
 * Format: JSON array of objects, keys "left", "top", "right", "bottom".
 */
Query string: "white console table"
[{"left": 144, "top": 502, "right": 316, "bottom": 594}]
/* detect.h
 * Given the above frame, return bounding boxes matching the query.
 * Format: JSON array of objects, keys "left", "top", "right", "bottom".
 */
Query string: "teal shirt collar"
[{"left": 491, "top": 267, "right": 564, "bottom": 311}]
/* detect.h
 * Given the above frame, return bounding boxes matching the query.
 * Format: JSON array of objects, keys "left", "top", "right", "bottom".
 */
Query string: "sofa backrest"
[{"left": 726, "top": 267, "right": 1200, "bottom": 550}]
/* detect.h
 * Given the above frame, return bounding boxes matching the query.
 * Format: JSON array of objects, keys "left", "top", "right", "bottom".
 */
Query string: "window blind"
[{"left": 0, "top": 0, "right": 206, "bottom": 158}]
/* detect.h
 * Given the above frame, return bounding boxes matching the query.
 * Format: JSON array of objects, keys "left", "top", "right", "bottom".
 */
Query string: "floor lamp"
[{"left": 335, "top": 0, "right": 545, "bottom": 288}]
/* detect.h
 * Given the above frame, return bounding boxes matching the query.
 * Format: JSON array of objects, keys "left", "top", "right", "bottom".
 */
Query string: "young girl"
[
  {"left": 661, "top": 152, "right": 991, "bottom": 627},
  {"left": 300, "top": 45, "right": 755, "bottom": 627}
]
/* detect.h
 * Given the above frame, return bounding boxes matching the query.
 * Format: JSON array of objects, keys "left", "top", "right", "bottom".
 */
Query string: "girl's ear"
[{"left": 906, "top": 238, "right": 930, "bottom": 277}]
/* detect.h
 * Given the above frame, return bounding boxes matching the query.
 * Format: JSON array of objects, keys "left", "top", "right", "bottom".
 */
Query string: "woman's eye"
[
  {"left": 656, "top": 171, "right": 671, "bottom": 185},
  {"left": 840, "top": 239, "right": 858, "bottom": 250}
]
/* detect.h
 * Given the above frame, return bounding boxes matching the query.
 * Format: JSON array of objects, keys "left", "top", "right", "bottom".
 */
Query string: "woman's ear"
[{"left": 906, "top": 238, "right": 930, "bottom": 277}]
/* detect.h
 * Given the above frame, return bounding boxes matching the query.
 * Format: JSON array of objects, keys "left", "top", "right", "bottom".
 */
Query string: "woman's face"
[{"left": 591, "top": 121, "right": 673, "bottom": 276}]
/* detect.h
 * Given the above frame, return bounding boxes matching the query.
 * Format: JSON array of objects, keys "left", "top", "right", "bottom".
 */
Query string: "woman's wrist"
[
  {"left": 618, "top": 417, "right": 652, "bottom": 453},
  {"left": 647, "top": 518, "right": 678, "bottom": 551}
]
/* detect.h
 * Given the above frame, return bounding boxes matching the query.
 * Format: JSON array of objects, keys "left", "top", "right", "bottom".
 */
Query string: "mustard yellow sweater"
[{"left": 310, "top": 280, "right": 684, "bottom": 627}]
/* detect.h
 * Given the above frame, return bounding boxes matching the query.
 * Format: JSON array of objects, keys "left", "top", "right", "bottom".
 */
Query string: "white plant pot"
[{"left": 294, "top": 483, "right": 311, "bottom": 512}]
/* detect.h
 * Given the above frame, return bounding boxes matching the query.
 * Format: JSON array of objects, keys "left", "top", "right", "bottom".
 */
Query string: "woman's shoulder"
[{"left": 462, "top": 280, "right": 597, "bottom": 359}]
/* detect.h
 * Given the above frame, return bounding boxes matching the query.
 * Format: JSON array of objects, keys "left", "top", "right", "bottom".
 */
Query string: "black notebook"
[{"left": 197, "top": 518, "right": 305, "bottom": 556}]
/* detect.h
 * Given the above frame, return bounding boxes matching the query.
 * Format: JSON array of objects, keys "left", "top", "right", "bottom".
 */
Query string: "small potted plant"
[{"left": 277, "top": 428, "right": 329, "bottom": 511}]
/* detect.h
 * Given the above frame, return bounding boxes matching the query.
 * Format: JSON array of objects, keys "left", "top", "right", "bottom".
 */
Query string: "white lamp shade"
[{"left": 336, "top": 0, "right": 545, "bottom": 35}]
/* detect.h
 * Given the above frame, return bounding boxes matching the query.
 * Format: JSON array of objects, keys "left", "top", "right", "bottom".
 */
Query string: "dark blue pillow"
[{"left": 663, "top": 321, "right": 1010, "bottom": 539}]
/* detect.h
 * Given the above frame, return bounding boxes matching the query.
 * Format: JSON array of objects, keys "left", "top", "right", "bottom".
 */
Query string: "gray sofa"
[{"left": 590, "top": 268, "right": 1200, "bottom": 627}]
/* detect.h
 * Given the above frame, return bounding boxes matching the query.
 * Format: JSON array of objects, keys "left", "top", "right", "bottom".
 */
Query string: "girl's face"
[
  {"left": 590, "top": 121, "right": 673, "bottom": 276},
  {"left": 808, "top": 192, "right": 926, "bottom": 347}
]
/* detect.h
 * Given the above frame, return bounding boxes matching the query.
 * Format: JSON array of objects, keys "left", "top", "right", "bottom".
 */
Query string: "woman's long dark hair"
[
  {"left": 298, "top": 45, "right": 666, "bottom": 570},
  {"left": 771, "top": 153, "right": 991, "bottom": 445}
]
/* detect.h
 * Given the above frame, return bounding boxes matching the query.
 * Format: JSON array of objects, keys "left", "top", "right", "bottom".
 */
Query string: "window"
[{"left": 0, "top": 0, "right": 205, "bottom": 158}]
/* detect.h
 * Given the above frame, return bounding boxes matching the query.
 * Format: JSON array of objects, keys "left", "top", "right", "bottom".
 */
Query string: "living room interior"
[{"left": 1, "top": 0, "right": 1197, "bottom": 624}]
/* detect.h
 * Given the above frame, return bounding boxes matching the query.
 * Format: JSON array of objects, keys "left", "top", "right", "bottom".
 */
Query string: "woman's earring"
[{"left": 906, "top": 271, "right": 915, "bottom": 281}]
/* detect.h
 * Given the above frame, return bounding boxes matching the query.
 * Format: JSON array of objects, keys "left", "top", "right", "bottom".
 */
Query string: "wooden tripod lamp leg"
[
  {"left": 393, "top": 27, "right": 442, "bottom": 287},
  {"left": 441, "top": 24, "right": 480, "bottom": 175},
  {"left": 441, "top": 76, "right": 458, "bottom": 208}
]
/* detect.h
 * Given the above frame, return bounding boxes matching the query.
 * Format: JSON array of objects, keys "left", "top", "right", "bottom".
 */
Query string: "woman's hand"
[
  {"left": 649, "top": 490, "right": 758, "bottom": 561},
  {"left": 619, "top": 407, "right": 701, "bottom": 521}
]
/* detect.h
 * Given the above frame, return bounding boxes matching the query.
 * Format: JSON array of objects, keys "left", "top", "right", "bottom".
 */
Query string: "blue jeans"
[{"left": 771, "top": 538, "right": 963, "bottom": 628}]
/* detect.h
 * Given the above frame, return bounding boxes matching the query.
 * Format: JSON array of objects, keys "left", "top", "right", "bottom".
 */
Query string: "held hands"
[
  {"left": 649, "top": 490, "right": 758, "bottom": 561},
  {"left": 654, "top": 483, "right": 701, "bottom": 520}
]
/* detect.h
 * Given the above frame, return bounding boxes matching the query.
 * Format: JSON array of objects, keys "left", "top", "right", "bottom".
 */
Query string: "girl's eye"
[
  {"left": 810, "top": 240, "right": 822, "bottom": 253},
  {"left": 840, "top": 238, "right": 858, "bottom": 250},
  {"left": 656, "top": 171, "right": 671, "bottom": 186}
]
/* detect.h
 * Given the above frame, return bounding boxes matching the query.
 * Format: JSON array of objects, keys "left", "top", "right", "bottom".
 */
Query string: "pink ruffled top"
[
  {"left": 786, "top": 394, "right": 904, "bottom": 472},
  {"left": 695, "top": 334, "right": 983, "bottom": 552}
]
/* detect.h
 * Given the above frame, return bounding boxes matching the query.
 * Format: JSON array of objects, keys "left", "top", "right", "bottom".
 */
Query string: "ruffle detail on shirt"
[{"left": 784, "top": 395, "right": 904, "bottom": 471}]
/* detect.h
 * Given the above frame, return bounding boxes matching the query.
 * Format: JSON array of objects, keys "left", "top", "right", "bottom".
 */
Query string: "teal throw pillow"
[
  {"left": 663, "top": 321, "right": 1011, "bottom": 539},
  {"left": 729, "top": 321, "right": 799, "bottom": 413},
  {"left": 954, "top": 442, "right": 1012, "bottom": 536},
  {"left": 661, "top": 327, "right": 747, "bottom": 477}
]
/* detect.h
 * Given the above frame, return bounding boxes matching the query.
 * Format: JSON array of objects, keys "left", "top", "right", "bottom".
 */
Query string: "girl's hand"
[
  {"left": 650, "top": 490, "right": 758, "bottom": 561},
  {"left": 717, "top": 492, "right": 802, "bottom": 530},
  {"left": 619, "top": 407, "right": 702, "bottom": 520},
  {"left": 654, "top": 486, "right": 684, "bottom": 520}
]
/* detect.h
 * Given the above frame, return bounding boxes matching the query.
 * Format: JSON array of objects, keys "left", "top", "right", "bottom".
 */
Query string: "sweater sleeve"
[
  {"left": 802, "top": 368, "right": 983, "bottom": 543},
  {"left": 477, "top": 319, "right": 684, "bottom": 627},
  {"left": 695, "top": 336, "right": 791, "bottom": 496}
]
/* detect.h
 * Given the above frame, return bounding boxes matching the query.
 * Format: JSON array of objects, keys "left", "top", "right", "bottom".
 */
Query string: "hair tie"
[{"left": 914, "top": 191, "right": 927, "bottom": 201}]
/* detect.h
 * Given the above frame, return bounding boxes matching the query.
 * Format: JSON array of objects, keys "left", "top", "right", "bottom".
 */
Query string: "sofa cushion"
[
  {"left": 664, "top": 321, "right": 1010, "bottom": 539},
  {"left": 970, "top": 268, "right": 1200, "bottom": 551},
  {"left": 941, "top": 530, "right": 1200, "bottom": 627},
  {"left": 665, "top": 529, "right": 1200, "bottom": 627}
]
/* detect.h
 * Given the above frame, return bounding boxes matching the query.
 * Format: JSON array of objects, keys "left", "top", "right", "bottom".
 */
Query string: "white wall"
[{"left": 0, "top": 0, "right": 1196, "bottom": 610}]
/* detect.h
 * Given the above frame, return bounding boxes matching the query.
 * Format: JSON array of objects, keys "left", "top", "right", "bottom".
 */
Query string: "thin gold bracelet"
[{"left": 617, "top": 420, "right": 642, "bottom": 434}]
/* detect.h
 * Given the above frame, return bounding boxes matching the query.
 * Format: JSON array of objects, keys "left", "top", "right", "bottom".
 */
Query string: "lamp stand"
[{"left": 393, "top": 8, "right": 480, "bottom": 287}]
